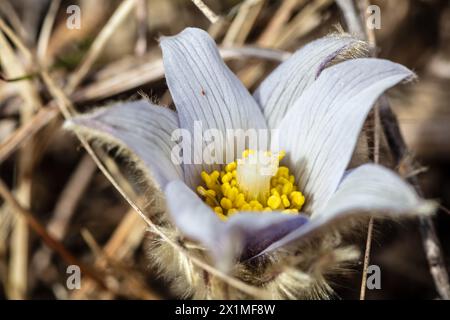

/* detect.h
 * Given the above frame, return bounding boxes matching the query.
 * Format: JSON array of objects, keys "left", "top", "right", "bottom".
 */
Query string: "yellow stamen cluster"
[{"left": 196, "top": 150, "right": 305, "bottom": 221}]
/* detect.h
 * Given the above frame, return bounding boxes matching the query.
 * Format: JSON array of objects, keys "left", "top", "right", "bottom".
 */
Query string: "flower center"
[{"left": 196, "top": 149, "right": 305, "bottom": 220}]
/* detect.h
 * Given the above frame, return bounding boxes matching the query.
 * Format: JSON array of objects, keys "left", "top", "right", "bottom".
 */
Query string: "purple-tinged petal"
[
  {"left": 160, "top": 28, "right": 267, "bottom": 188},
  {"left": 65, "top": 99, "right": 183, "bottom": 187},
  {"left": 261, "top": 164, "right": 436, "bottom": 254},
  {"left": 225, "top": 213, "right": 309, "bottom": 261},
  {"left": 164, "top": 180, "right": 308, "bottom": 271},
  {"left": 254, "top": 34, "right": 367, "bottom": 128},
  {"left": 274, "top": 58, "right": 415, "bottom": 213}
]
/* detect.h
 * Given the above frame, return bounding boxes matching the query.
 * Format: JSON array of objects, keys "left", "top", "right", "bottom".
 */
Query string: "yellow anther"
[
  {"left": 281, "top": 194, "right": 290, "bottom": 208},
  {"left": 221, "top": 182, "right": 231, "bottom": 194},
  {"left": 267, "top": 195, "right": 281, "bottom": 210},
  {"left": 282, "top": 182, "right": 293, "bottom": 195},
  {"left": 271, "top": 177, "right": 278, "bottom": 187},
  {"left": 201, "top": 171, "right": 211, "bottom": 185},
  {"left": 196, "top": 186, "right": 207, "bottom": 196},
  {"left": 210, "top": 170, "right": 220, "bottom": 181},
  {"left": 278, "top": 150, "right": 286, "bottom": 161},
  {"left": 277, "top": 166, "right": 289, "bottom": 178},
  {"left": 276, "top": 185, "right": 283, "bottom": 194},
  {"left": 250, "top": 201, "right": 263, "bottom": 211},
  {"left": 201, "top": 171, "right": 219, "bottom": 190},
  {"left": 270, "top": 189, "right": 280, "bottom": 196},
  {"left": 234, "top": 193, "right": 246, "bottom": 208},
  {"left": 290, "top": 191, "right": 305, "bottom": 209},
  {"left": 226, "top": 187, "right": 239, "bottom": 201},
  {"left": 278, "top": 177, "right": 289, "bottom": 185},
  {"left": 206, "top": 198, "right": 216, "bottom": 207},
  {"left": 221, "top": 172, "right": 233, "bottom": 184},
  {"left": 220, "top": 198, "right": 233, "bottom": 210},
  {"left": 225, "top": 161, "right": 237, "bottom": 172},
  {"left": 196, "top": 150, "right": 304, "bottom": 219},
  {"left": 206, "top": 189, "right": 216, "bottom": 198}
]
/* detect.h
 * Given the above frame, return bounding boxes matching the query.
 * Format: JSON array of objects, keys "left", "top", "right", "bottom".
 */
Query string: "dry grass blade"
[
  {"left": 0, "top": 21, "right": 43, "bottom": 299},
  {"left": 0, "top": 106, "right": 59, "bottom": 164},
  {"left": 75, "top": 215, "right": 156, "bottom": 300},
  {"left": 238, "top": 0, "right": 331, "bottom": 88},
  {"left": 359, "top": 0, "right": 379, "bottom": 300},
  {"left": 360, "top": 107, "right": 380, "bottom": 300},
  {"left": 36, "top": 0, "right": 61, "bottom": 63},
  {"left": 65, "top": 0, "right": 138, "bottom": 94},
  {"left": 0, "top": 19, "right": 33, "bottom": 63},
  {"left": 135, "top": 0, "right": 148, "bottom": 56},
  {"left": 99, "top": 210, "right": 145, "bottom": 263},
  {"left": 0, "top": 1, "right": 27, "bottom": 41},
  {"left": 274, "top": 0, "right": 332, "bottom": 48},
  {"left": 72, "top": 46, "right": 290, "bottom": 103},
  {"left": 31, "top": 154, "right": 97, "bottom": 279},
  {"left": 222, "top": 0, "right": 265, "bottom": 46},
  {"left": 190, "top": 0, "right": 220, "bottom": 24},
  {"left": 257, "top": 0, "right": 303, "bottom": 47},
  {"left": 80, "top": 229, "right": 103, "bottom": 259},
  {"left": 336, "top": 0, "right": 365, "bottom": 39},
  {"left": 48, "top": 154, "right": 96, "bottom": 240},
  {"left": 0, "top": 178, "right": 108, "bottom": 291},
  {"left": 71, "top": 153, "right": 148, "bottom": 298}
]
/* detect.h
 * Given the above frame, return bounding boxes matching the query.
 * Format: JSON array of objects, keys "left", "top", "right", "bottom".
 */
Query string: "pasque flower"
[{"left": 66, "top": 28, "right": 435, "bottom": 299}]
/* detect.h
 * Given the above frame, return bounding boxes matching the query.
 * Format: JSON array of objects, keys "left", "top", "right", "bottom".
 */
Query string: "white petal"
[
  {"left": 261, "top": 164, "right": 436, "bottom": 254},
  {"left": 164, "top": 180, "right": 308, "bottom": 271},
  {"left": 160, "top": 28, "right": 267, "bottom": 188},
  {"left": 164, "top": 180, "right": 223, "bottom": 253},
  {"left": 254, "top": 34, "right": 367, "bottom": 128},
  {"left": 274, "top": 58, "right": 414, "bottom": 212},
  {"left": 65, "top": 100, "right": 183, "bottom": 187}
]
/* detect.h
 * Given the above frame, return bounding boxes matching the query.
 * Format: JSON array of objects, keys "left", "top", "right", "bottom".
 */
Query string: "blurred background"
[{"left": 0, "top": 0, "right": 449, "bottom": 299}]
